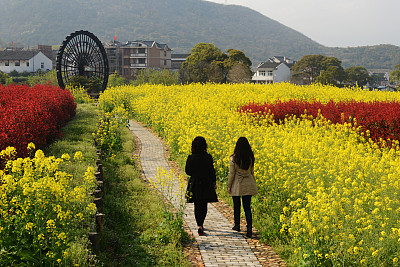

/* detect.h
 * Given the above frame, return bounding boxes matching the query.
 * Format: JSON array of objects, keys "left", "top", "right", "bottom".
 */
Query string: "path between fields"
[{"left": 128, "top": 120, "right": 286, "bottom": 267}]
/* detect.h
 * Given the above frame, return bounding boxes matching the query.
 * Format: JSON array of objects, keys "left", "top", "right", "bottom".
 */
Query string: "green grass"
[
  {"left": 44, "top": 103, "right": 99, "bottom": 176},
  {"left": 45, "top": 104, "right": 190, "bottom": 266},
  {"left": 97, "top": 125, "right": 190, "bottom": 266}
]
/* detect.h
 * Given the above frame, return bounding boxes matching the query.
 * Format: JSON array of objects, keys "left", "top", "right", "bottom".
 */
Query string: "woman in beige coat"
[{"left": 227, "top": 137, "right": 258, "bottom": 238}]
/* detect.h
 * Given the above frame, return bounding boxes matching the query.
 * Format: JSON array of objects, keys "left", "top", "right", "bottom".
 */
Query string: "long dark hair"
[
  {"left": 191, "top": 136, "right": 207, "bottom": 154},
  {"left": 233, "top": 137, "right": 254, "bottom": 170}
]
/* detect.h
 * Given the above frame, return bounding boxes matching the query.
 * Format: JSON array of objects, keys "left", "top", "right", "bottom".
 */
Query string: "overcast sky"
[{"left": 205, "top": 0, "right": 399, "bottom": 48}]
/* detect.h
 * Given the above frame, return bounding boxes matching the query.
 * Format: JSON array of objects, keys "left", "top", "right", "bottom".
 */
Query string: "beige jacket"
[{"left": 227, "top": 156, "right": 258, "bottom": 196}]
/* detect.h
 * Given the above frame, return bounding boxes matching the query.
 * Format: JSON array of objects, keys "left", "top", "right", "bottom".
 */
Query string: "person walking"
[
  {"left": 185, "top": 136, "right": 218, "bottom": 236},
  {"left": 227, "top": 137, "right": 258, "bottom": 238}
]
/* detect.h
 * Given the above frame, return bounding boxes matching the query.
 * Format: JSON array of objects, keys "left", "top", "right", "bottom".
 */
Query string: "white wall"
[
  {"left": 0, "top": 51, "right": 52, "bottom": 73},
  {"left": 252, "top": 69, "right": 273, "bottom": 83},
  {"left": 30, "top": 52, "right": 52, "bottom": 72},
  {"left": 273, "top": 64, "right": 291, "bottom": 83}
]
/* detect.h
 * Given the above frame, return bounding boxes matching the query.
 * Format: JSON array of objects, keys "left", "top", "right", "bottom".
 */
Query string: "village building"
[
  {"left": 171, "top": 53, "right": 190, "bottom": 72},
  {"left": 104, "top": 40, "right": 172, "bottom": 79},
  {"left": 0, "top": 50, "right": 52, "bottom": 74},
  {"left": 252, "top": 56, "right": 296, "bottom": 84}
]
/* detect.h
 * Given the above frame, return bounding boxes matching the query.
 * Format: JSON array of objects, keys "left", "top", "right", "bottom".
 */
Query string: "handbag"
[{"left": 185, "top": 176, "right": 195, "bottom": 203}]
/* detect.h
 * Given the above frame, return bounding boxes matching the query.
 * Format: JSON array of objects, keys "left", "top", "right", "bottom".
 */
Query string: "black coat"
[{"left": 185, "top": 152, "right": 218, "bottom": 203}]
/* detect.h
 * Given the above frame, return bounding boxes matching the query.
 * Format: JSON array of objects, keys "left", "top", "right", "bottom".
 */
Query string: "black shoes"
[
  {"left": 233, "top": 225, "right": 252, "bottom": 237},
  {"left": 232, "top": 225, "right": 240, "bottom": 232},
  {"left": 198, "top": 227, "right": 205, "bottom": 236},
  {"left": 246, "top": 228, "right": 252, "bottom": 238}
]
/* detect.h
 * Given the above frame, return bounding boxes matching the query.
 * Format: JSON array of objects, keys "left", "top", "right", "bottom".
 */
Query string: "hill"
[{"left": 0, "top": 0, "right": 399, "bottom": 70}]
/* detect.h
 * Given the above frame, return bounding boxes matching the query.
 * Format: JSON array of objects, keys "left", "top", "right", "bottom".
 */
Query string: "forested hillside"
[{"left": 0, "top": 0, "right": 399, "bottom": 69}]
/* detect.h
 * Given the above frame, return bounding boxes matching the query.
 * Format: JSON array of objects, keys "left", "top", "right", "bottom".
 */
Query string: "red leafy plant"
[
  {"left": 239, "top": 100, "right": 400, "bottom": 148},
  {"left": 0, "top": 84, "right": 76, "bottom": 158}
]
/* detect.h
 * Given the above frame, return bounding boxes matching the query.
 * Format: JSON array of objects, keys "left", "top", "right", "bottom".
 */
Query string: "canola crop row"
[
  {"left": 0, "top": 145, "right": 97, "bottom": 265},
  {"left": 99, "top": 83, "right": 400, "bottom": 265}
]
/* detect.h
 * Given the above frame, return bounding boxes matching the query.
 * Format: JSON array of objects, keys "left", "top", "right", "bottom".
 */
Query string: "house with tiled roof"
[
  {"left": 171, "top": 53, "right": 190, "bottom": 71},
  {"left": 119, "top": 40, "right": 172, "bottom": 79},
  {"left": 252, "top": 56, "right": 296, "bottom": 84},
  {"left": 0, "top": 50, "right": 52, "bottom": 74}
]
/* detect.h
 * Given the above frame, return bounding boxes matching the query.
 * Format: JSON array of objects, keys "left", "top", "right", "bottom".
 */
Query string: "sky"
[{"left": 205, "top": 0, "right": 399, "bottom": 48}]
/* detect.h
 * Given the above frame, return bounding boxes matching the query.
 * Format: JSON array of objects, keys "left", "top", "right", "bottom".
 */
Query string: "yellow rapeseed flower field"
[
  {"left": 0, "top": 145, "right": 97, "bottom": 265},
  {"left": 99, "top": 83, "right": 400, "bottom": 265}
]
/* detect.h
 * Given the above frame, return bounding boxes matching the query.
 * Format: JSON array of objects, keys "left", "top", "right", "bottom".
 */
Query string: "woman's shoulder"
[{"left": 205, "top": 152, "right": 214, "bottom": 160}]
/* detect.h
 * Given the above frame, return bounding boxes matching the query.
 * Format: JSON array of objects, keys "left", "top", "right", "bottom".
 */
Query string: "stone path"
[{"left": 128, "top": 120, "right": 279, "bottom": 267}]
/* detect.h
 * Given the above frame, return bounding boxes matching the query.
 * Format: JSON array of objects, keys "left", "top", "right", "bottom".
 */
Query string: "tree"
[
  {"left": 316, "top": 66, "right": 345, "bottom": 86},
  {"left": 180, "top": 43, "right": 226, "bottom": 83},
  {"left": 108, "top": 71, "right": 129, "bottom": 87},
  {"left": 9, "top": 70, "right": 19, "bottom": 77},
  {"left": 390, "top": 64, "right": 400, "bottom": 88},
  {"left": 67, "top": 75, "right": 90, "bottom": 89},
  {"left": 345, "top": 66, "right": 371, "bottom": 87},
  {"left": 227, "top": 63, "right": 252, "bottom": 83},
  {"left": 86, "top": 76, "right": 102, "bottom": 93},
  {"left": 0, "top": 71, "right": 12, "bottom": 85},
  {"left": 291, "top": 55, "right": 345, "bottom": 85},
  {"left": 224, "top": 49, "right": 252, "bottom": 68},
  {"left": 291, "top": 55, "right": 326, "bottom": 84},
  {"left": 224, "top": 49, "right": 252, "bottom": 82},
  {"left": 179, "top": 43, "right": 251, "bottom": 84},
  {"left": 67, "top": 75, "right": 101, "bottom": 93},
  {"left": 27, "top": 70, "right": 57, "bottom": 86},
  {"left": 132, "top": 68, "right": 179, "bottom": 86}
]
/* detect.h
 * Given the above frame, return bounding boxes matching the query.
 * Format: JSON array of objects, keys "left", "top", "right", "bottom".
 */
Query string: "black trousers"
[
  {"left": 232, "top": 195, "right": 252, "bottom": 230},
  {"left": 194, "top": 200, "right": 208, "bottom": 227}
]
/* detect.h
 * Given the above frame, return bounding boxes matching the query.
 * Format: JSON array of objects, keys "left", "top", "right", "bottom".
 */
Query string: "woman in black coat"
[{"left": 185, "top": 136, "right": 218, "bottom": 236}]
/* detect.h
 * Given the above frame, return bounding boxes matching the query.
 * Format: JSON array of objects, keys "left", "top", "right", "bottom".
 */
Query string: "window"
[
  {"left": 164, "top": 60, "right": 167, "bottom": 66},
  {"left": 164, "top": 51, "right": 167, "bottom": 57},
  {"left": 124, "top": 58, "right": 130, "bottom": 66},
  {"left": 138, "top": 48, "right": 145, "bottom": 54},
  {"left": 124, "top": 68, "right": 130, "bottom": 76},
  {"left": 41, "top": 62, "right": 44, "bottom": 68},
  {"left": 5, "top": 60, "right": 9, "bottom": 66},
  {"left": 268, "top": 70, "right": 273, "bottom": 76},
  {"left": 123, "top": 48, "right": 130, "bottom": 55},
  {"left": 15, "top": 60, "right": 20, "bottom": 66},
  {"left": 259, "top": 70, "right": 266, "bottom": 76},
  {"left": 138, "top": 58, "right": 145, "bottom": 64},
  {"left": 26, "top": 62, "right": 29, "bottom": 67}
]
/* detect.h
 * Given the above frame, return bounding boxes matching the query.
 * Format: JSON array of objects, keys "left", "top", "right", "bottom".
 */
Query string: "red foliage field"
[
  {"left": 239, "top": 100, "right": 400, "bottom": 147},
  {"left": 0, "top": 84, "right": 76, "bottom": 157}
]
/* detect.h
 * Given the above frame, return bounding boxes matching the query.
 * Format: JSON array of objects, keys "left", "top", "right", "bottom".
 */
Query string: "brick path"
[{"left": 128, "top": 120, "right": 269, "bottom": 266}]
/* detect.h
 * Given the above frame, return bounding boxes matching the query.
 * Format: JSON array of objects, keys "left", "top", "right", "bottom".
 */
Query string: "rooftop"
[{"left": 0, "top": 50, "right": 40, "bottom": 60}]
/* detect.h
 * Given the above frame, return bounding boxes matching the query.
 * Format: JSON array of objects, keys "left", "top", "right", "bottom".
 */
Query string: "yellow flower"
[
  {"left": 61, "top": 153, "right": 70, "bottom": 161},
  {"left": 46, "top": 219, "right": 56, "bottom": 232},
  {"left": 74, "top": 151, "right": 83, "bottom": 160},
  {"left": 25, "top": 222, "right": 34, "bottom": 232},
  {"left": 97, "top": 82, "right": 400, "bottom": 267},
  {"left": 27, "top": 142, "right": 35, "bottom": 151}
]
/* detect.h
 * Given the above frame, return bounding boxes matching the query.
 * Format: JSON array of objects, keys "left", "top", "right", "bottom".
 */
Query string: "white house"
[
  {"left": 0, "top": 50, "right": 52, "bottom": 74},
  {"left": 252, "top": 56, "right": 296, "bottom": 84}
]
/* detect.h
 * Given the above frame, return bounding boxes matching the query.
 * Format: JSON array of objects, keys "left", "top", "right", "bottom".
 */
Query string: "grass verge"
[
  {"left": 96, "top": 122, "right": 190, "bottom": 266},
  {"left": 46, "top": 104, "right": 190, "bottom": 266}
]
